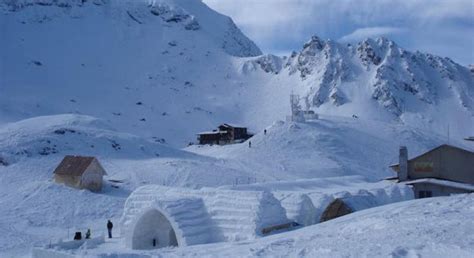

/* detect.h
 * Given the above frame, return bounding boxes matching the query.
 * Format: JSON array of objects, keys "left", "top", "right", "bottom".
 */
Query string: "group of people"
[{"left": 73, "top": 220, "right": 114, "bottom": 240}]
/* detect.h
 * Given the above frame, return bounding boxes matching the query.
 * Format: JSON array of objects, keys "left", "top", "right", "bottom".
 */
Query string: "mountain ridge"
[
  {"left": 244, "top": 35, "right": 473, "bottom": 138},
  {"left": 1, "top": 1, "right": 472, "bottom": 145}
]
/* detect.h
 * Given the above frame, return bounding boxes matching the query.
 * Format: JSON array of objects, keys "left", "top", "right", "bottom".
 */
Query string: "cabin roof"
[
  {"left": 197, "top": 130, "right": 227, "bottom": 135},
  {"left": 53, "top": 155, "right": 106, "bottom": 176},
  {"left": 389, "top": 144, "right": 474, "bottom": 170},
  {"left": 219, "top": 123, "right": 246, "bottom": 129},
  {"left": 401, "top": 178, "right": 474, "bottom": 191}
]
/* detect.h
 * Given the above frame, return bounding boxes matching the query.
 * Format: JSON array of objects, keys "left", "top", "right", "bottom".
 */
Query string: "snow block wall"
[
  {"left": 314, "top": 184, "right": 414, "bottom": 222},
  {"left": 223, "top": 177, "right": 415, "bottom": 225},
  {"left": 337, "top": 185, "right": 415, "bottom": 212},
  {"left": 273, "top": 192, "right": 317, "bottom": 226},
  {"left": 121, "top": 185, "right": 289, "bottom": 249}
]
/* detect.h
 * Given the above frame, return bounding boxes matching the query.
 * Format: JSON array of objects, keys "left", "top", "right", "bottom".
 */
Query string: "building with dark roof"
[
  {"left": 389, "top": 144, "right": 474, "bottom": 198},
  {"left": 53, "top": 155, "right": 107, "bottom": 192},
  {"left": 197, "top": 124, "right": 252, "bottom": 145}
]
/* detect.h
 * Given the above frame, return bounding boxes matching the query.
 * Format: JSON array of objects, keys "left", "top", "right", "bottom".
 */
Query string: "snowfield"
[{"left": 0, "top": 114, "right": 471, "bottom": 256}]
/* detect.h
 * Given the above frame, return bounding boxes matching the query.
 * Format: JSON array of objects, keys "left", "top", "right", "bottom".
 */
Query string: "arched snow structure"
[
  {"left": 131, "top": 208, "right": 178, "bottom": 249},
  {"left": 121, "top": 185, "right": 290, "bottom": 249},
  {"left": 273, "top": 192, "right": 317, "bottom": 226},
  {"left": 320, "top": 198, "right": 353, "bottom": 222},
  {"left": 319, "top": 186, "right": 414, "bottom": 222},
  {"left": 122, "top": 195, "right": 213, "bottom": 250}
]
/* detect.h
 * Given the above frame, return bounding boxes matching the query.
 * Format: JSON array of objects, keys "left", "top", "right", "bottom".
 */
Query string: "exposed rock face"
[
  {"left": 244, "top": 35, "right": 474, "bottom": 117},
  {"left": 242, "top": 54, "right": 284, "bottom": 74}
]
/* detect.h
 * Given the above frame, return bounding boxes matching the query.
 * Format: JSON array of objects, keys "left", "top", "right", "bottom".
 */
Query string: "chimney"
[{"left": 399, "top": 146, "right": 408, "bottom": 181}]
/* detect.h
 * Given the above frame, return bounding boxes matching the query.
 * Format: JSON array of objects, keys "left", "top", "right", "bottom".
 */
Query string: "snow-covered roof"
[
  {"left": 219, "top": 123, "right": 247, "bottom": 128},
  {"left": 402, "top": 178, "right": 474, "bottom": 192},
  {"left": 196, "top": 130, "right": 227, "bottom": 135},
  {"left": 465, "top": 136, "right": 474, "bottom": 141}
]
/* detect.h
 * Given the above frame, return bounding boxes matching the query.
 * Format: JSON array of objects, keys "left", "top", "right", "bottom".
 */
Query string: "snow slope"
[
  {"left": 188, "top": 116, "right": 472, "bottom": 182},
  {"left": 0, "top": 113, "right": 184, "bottom": 163},
  {"left": 0, "top": 114, "right": 255, "bottom": 256},
  {"left": 0, "top": 0, "right": 262, "bottom": 146}
]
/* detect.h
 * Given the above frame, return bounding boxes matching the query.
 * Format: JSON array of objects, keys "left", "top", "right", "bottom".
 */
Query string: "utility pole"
[{"left": 447, "top": 123, "right": 450, "bottom": 144}]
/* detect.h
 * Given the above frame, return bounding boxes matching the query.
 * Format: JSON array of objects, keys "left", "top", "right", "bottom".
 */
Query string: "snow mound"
[
  {"left": 0, "top": 114, "right": 179, "bottom": 164},
  {"left": 190, "top": 117, "right": 466, "bottom": 182}
]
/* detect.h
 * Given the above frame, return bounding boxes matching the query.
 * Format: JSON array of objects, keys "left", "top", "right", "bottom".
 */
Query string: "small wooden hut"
[{"left": 53, "top": 155, "right": 107, "bottom": 192}]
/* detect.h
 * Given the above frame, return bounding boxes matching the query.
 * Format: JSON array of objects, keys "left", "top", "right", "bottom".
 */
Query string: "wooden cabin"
[
  {"left": 53, "top": 155, "right": 107, "bottom": 192},
  {"left": 197, "top": 124, "right": 252, "bottom": 145},
  {"left": 390, "top": 145, "right": 474, "bottom": 198}
]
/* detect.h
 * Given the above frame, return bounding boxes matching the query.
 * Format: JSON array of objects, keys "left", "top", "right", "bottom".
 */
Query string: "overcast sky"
[{"left": 204, "top": 0, "right": 474, "bottom": 65}]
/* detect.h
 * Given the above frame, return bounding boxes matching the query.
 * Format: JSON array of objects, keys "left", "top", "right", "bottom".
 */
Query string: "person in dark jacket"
[
  {"left": 85, "top": 229, "right": 91, "bottom": 239},
  {"left": 107, "top": 220, "right": 113, "bottom": 239}
]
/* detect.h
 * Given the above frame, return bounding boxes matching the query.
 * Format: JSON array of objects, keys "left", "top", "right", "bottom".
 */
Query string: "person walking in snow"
[
  {"left": 264, "top": 129, "right": 267, "bottom": 135},
  {"left": 248, "top": 141, "right": 251, "bottom": 148},
  {"left": 107, "top": 220, "right": 113, "bottom": 239},
  {"left": 85, "top": 229, "right": 91, "bottom": 239}
]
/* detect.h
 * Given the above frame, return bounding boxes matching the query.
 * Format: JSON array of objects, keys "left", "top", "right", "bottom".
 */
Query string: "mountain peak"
[
  {"left": 301, "top": 35, "right": 326, "bottom": 55},
  {"left": 1, "top": 0, "right": 262, "bottom": 57}
]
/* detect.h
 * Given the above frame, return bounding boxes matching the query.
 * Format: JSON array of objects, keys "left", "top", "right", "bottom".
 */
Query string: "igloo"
[{"left": 121, "top": 185, "right": 291, "bottom": 250}]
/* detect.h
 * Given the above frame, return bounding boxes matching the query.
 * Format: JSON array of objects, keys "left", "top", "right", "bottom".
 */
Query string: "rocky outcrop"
[{"left": 245, "top": 35, "right": 474, "bottom": 117}]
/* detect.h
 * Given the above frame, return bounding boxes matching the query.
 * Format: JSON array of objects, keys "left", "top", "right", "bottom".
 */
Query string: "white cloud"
[
  {"left": 339, "top": 27, "right": 406, "bottom": 43},
  {"left": 203, "top": 0, "right": 474, "bottom": 65}
]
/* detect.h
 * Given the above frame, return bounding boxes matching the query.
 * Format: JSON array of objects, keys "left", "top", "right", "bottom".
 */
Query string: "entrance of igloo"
[{"left": 132, "top": 209, "right": 179, "bottom": 249}]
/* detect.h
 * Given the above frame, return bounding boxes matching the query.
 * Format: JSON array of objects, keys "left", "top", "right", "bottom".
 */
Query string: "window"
[{"left": 419, "top": 190, "right": 433, "bottom": 198}]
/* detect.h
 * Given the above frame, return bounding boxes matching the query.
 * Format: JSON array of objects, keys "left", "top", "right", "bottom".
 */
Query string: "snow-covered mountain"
[
  {"left": 243, "top": 36, "right": 474, "bottom": 138},
  {"left": 1, "top": 1, "right": 474, "bottom": 256},
  {"left": 2, "top": 1, "right": 472, "bottom": 147},
  {"left": 0, "top": 0, "right": 263, "bottom": 146},
  {"left": 1, "top": 0, "right": 261, "bottom": 57}
]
